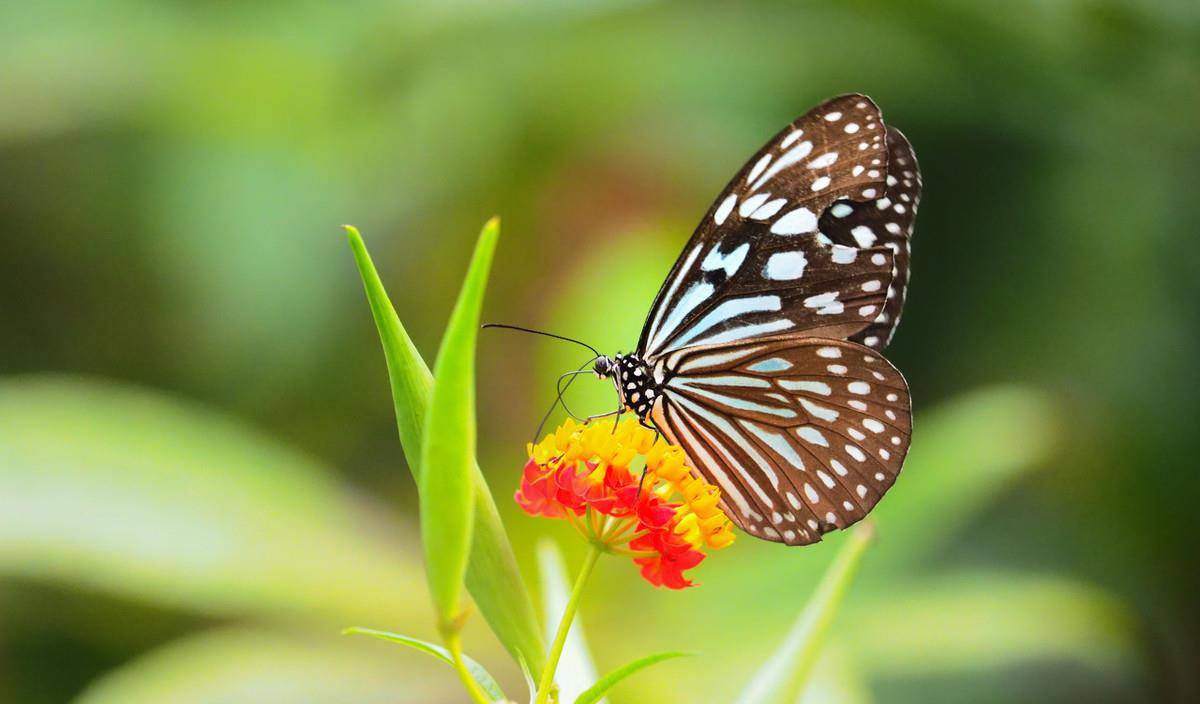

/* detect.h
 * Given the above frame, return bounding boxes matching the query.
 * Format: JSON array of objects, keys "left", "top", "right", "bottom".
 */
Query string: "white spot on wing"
[
  {"left": 752, "top": 140, "right": 813, "bottom": 191},
  {"left": 714, "top": 195, "right": 736, "bottom": 225},
  {"left": 851, "top": 226, "right": 877, "bottom": 247},
  {"left": 746, "top": 154, "right": 772, "bottom": 185},
  {"left": 764, "top": 251, "right": 807, "bottom": 280},
  {"left": 739, "top": 193, "right": 771, "bottom": 217},
  {"left": 770, "top": 207, "right": 817, "bottom": 235}
]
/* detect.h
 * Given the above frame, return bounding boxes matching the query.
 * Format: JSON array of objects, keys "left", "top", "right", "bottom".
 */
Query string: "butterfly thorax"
[{"left": 594, "top": 354, "right": 659, "bottom": 418}]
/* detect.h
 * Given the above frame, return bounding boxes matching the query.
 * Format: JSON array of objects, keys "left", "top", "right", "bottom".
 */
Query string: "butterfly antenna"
[
  {"left": 482, "top": 323, "right": 602, "bottom": 358},
  {"left": 532, "top": 361, "right": 597, "bottom": 442}
]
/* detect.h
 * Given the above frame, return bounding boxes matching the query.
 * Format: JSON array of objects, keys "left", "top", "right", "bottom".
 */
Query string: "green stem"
[
  {"left": 446, "top": 629, "right": 492, "bottom": 704},
  {"left": 535, "top": 544, "right": 604, "bottom": 704}
]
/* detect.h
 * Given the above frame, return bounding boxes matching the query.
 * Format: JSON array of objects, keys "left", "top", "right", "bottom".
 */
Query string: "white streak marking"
[
  {"left": 808, "top": 152, "right": 838, "bottom": 169},
  {"left": 701, "top": 241, "right": 750, "bottom": 278},
  {"left": 751, "top": 197, "right": 787, "bottom": 220},
  {"left": 800, "top": 399, "right": 839, "bottom": 421},
  {"left": 804, "top": 291, "right": 843, "bottom": 315},
  {"left": 741, "top": 421, "right": 805, "bottom": 472},
  {"left": 677, "top": 345, "right": 766, "bottom": 373},
  {"left": 746, "top": 154, "right": 771, "bottom": 184},
  {"left": 646, "top": 244, "right": 702, "bottom": 350},
  {"left": 739, "top": 193, "right": 770, "bottom": 217},
  {"left": 752, "top": 140, "right": 813, "bottom": 191},
  {"left": 797, "top": 426, "right": 829, "bottom": 447},
  {"left": 779, "top": 379, "right": 832, "bottom": 395},
  {"left": 714, "top": 194, "right": 736, "bottom": 225},
  {"left": 748, "top": 357, "right": 792, "bottom": 373},
  {"left": 671, "top": 295, "right": 780, "bottom": 348},
  {"left": 687, "top": 318, "right": 795, "bottom": 349}
]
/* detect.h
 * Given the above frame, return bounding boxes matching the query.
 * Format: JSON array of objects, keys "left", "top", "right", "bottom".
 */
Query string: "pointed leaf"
[
  {"left": 342, "top": 627, "right": 507, "bottom": 701},
  {"left": 736, "top": 523, "right": 875, "bottom": 704},
  {"left": 538, "top": 540, "right": 602, "bottom": 703},
  {"left": 346, "top": 225, "right": 546, "bottom": 672},
  {"left": 573, "top": 651, "right": 693, "bottom": 704},
  {"left": 419, "top": 218, "right": 498, "bottom": 626}
]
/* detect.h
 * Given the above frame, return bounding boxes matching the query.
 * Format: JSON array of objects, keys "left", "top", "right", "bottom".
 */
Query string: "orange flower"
[{"left": 516, "top": 417, "right": 734, "bottom": 589}]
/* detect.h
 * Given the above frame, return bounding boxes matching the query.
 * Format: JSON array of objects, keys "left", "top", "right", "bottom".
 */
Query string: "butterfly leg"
[
  {"left": 611, "top": 407, "right": 627, "bottom": 434},
  {"left": 583, "top": 407, "right": 622, "bottom": 425}
]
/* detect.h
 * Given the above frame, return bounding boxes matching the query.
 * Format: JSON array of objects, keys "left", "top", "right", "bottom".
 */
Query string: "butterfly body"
[
  {"left": 589, "top": 94, "right": 921, "bottom": 545},
  {"left": 593, "top": 354, "right": 661, "bottom": 419}
]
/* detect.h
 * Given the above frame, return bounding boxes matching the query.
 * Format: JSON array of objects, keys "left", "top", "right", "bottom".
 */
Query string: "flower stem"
[
  {"left": 535, "top": 544, "right": 603, "bottom": 704},
  {"left": 445, "top": 628, "right": 492, "bottom": 704}
]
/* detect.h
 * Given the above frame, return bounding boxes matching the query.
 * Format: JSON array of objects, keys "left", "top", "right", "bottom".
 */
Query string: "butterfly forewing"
[
  {"left": 651, "top": 338, "right": 911, "bottom": 545},
  {"left": 641, "top": 228, "right": 898, "bottom": 358},
  {"left": 820, "top": 127, "right": 922, "bottom": 349},
  {"left": 638, "top": 94, "right": 891, "bottom": 358}
]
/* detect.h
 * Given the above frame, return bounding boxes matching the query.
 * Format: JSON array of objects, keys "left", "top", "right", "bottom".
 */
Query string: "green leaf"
[
  {"left": 538, "top": 540, "right": 601, "bottom": 703},
  {"left": 419, "top": 218, "right": 498, "bottom": 627},
  {"left": 735, "top": 523, "right": 875, "bottom": 704},
  {"left": 342, "top": 627, "right": 507, "bottom": 702},
  {"left": 0, "top": 375, "right": 419, "bottom": 625},
  {"left": 573, "top": 651, "right": 693, "bottom": 704},
  {"left": 73, "top": 627, "right": 459, "bottom": 704},
  {"left": 346, "top": 224, "right": 546, "bottom": 673}
]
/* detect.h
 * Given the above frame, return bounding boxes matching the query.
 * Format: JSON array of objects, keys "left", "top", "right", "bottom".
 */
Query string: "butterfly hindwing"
[
  {"left": 650, "top": 338, "right": 911, "bottom": 545},
  {"left": 820, "top": 127, "right": 922, "bottom": 349}
]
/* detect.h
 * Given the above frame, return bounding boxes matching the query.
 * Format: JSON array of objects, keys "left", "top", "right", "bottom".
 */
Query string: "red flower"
[
  {"left": 517, "top": 418, "right": 735, "bottom": 589},
  {"left": 630, "top": 530, "right": 707, "bottom": 589}
]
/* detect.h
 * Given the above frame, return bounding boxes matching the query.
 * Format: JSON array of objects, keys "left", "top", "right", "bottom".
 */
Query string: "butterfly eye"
[{"left": 592, "top": 357, "right": 614, "bottom": 378}]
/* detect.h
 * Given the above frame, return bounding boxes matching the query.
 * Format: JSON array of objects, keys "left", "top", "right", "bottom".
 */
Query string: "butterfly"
[{"left": 591, "top": 94, "right": 921, "bottom": 545}]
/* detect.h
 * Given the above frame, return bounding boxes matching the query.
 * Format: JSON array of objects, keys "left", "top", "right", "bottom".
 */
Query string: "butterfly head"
[{"left": 592, "top": 355, "right": 616, "bottom": 379}]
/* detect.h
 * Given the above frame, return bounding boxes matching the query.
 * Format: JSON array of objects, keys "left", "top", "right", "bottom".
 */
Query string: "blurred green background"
[{"left": 2, "top": 1, "right": 1197, "bottom": 702}]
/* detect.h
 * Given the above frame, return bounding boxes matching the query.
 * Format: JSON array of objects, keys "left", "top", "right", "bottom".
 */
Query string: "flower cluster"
[{"left": 516, "top": 417, "right": 734, "bottom": 588}]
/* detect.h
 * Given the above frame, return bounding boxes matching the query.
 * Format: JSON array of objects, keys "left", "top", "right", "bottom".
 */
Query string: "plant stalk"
[
  {"left": 445, "top": 628, "right": 492, "bottom": 704},
  {"left": 535, "top": 544, "right": 603, "bottom": 704}
]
